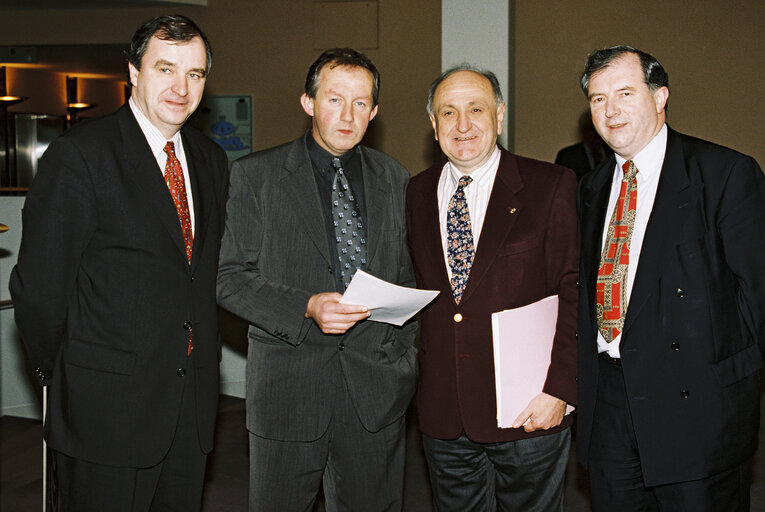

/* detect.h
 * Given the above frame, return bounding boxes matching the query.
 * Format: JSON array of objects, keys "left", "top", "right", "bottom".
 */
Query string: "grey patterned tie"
[{"left": 332, "top": 157, "right": 367, "bottom": 290}]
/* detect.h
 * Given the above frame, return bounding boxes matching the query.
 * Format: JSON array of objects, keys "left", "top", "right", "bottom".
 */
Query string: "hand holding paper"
[
  {"left": 339, "top": 270, "right": 439, "bottom": 326},
  {"left": 491, "top": 295, "right": 575, "bottom": 428},
  {"left": 306, "top": 292, "right": 370, "bottom": 334},
  {"left": 511, "top": 392, "right": 567, "bottom": 432}
]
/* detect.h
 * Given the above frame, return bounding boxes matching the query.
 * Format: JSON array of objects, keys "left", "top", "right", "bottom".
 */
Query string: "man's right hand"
[{"left": 305, "top": 292, "right": 370, "bottom": 334}]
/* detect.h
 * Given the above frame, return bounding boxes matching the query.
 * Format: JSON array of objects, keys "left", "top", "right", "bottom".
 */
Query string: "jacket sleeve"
[
  {"left": 9, "top": 138, "right": 97, "bottom": 385},
  {"left": 216, "top": 159, "right": 314, "bottom": 346},
  {"left": 542, "top": 168, "right": 580, "bottom": 405}
]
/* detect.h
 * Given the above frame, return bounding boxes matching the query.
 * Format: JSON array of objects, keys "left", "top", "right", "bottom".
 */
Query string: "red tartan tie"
[
  {"left": 163, "top": 141, "right": 194, "bottom": 355},
  {"left": 596, "top": 160, "right": 638, "bottom": 342}
]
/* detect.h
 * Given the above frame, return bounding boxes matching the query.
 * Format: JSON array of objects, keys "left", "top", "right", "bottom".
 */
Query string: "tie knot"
[
  {"left": 331, "top": 157, "right": 343, "bottom": 171},
  {"left": 164, "top": 141, "right": 176, "bottom": 156},
  {"left": 458, "top": 176, "right": 473, "bottom": 188},
  {"left": 622, "top": 160, "right": 638, "bottom": 180}
]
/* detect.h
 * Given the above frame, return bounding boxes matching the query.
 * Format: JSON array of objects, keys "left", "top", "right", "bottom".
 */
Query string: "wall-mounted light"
[
  {"left": 65, "top": 75, "right": 95, "bottom": 127},
  {"left": 66, "top": 75, "right": 95, "bottom": 110},
  {"left": 0, "top": 66, "right": 27, "bottom": 106}
]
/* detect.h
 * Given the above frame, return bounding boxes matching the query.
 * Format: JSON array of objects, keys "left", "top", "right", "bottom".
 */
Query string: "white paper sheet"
[
  {"left": 491, "top": 295, "right": 574, "bottom": 428},
  {"left": 339, "top": 270, "right": 439, "bottom": 326}
]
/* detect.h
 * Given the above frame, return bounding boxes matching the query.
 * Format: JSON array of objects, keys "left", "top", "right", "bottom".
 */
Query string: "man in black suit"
[
  {"left": 555, "top": 111, "right": 610, "bottom": 180},
  {"left": 576, "top": 45, "right": 765, "bottom": 511},
  {"left": 10, "top": 15, "right": 228, "bottom": 511},
  {"left": 217, "top": 48, "right": 417, "bottom": 511}
]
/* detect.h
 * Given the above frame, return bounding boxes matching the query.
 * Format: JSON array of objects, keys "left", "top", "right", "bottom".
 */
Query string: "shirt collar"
[
  {"left": 446, "top": 145, "right": 501, "bottom": 186},
  {"left": 129, "top": 96, "right": 182, "bottom": 158},
  {"left": 614, "top": 123, "right": 668, "bottom": 179},
  {"left": 306, "top": 130, "right": 358, "bottom": 171}
]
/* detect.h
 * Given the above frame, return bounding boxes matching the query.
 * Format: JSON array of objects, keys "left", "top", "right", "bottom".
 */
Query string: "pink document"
[{"left": 491, "top": 295, "right": 572, "bottom": 428}]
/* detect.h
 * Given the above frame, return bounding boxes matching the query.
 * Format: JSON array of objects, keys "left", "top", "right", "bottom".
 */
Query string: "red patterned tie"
[
  {"left": 163, "top": 141, "right": 194, "bottom": 355},
  {"left": 596, "top": 160, "right": 638, "bottom": 342}
]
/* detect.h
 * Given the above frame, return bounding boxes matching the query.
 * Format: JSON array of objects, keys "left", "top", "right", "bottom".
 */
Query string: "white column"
[{"left": 441, "top": 0, "right": 513, "bottom": 150}]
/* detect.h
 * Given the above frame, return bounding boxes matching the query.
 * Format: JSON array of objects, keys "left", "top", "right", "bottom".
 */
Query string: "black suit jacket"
[
  {"left": 556, "top": 142, "right": 595, "bottom": 181},
  {"left": 9, "top": 105, "right": 229, "bottom": 467},
  {"left": 576, "top": 127, "right": 765, "bottom": 486}
]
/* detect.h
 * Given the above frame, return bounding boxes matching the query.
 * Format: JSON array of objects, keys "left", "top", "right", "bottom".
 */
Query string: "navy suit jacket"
[
  {"left": 10, "top": 105, "right": 229, "bottom": 467},
  {"left": 576, "top": 127, "right": 765, "bottom": 486}
]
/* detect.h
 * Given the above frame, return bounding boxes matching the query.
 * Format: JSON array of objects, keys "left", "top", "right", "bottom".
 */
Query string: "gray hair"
[{"left": 426, "top": 64, "right": 503, "bottom": 115}]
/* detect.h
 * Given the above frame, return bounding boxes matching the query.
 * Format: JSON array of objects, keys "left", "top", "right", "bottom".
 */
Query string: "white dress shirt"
[
  {"left": 598, "top": 124, "right": 668, "bottom": 357},
  {"left": 129, "top": 96, "right": 196, "bottom": 235},
  {"left": 437, "top": 146, "right": 501, "bottom": 279}
]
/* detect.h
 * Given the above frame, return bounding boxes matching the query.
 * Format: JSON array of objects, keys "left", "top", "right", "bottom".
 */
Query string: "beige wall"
[
  {"left": 514, "top": 0, "right": 765, "bottom": 167},
  {"left": 0, "top": 0, "right": 442, "bottom": 173},
  {"left": 2, "top": 1, "right": 763, "bottom": 171}
]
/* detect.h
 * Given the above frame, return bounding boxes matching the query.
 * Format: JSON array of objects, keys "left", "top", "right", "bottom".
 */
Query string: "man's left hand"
[{"left": 512, "top": 392, "right": 566, "bottom": 432}]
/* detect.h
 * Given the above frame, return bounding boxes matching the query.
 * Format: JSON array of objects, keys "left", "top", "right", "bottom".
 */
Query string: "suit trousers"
[
  {"left": 248, "top": 370, "right": 406, "bottom": 512},
  {"left": 422, "top": 427, "right": 570, "bottom": 512},
  {"left": 54, "top": 361, "right": 207, "bottom": 512},
  {"left": 588, "top": 353, "right": 751, "bottom": 512}
]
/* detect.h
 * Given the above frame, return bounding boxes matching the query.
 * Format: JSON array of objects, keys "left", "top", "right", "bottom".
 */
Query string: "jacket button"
[
  {"left": 575, "top": 376, "right": 580, "bottom": 383},
  {"left": 177, "top": 368, "right": 186, "bottom": 377},
  {"left": 338, "top": 342, "right": 345, "bottom": 351},
  {"left": 183, "top": 321, "right": 192, "bottom": 330},
  {"left": 680, "top": 389, "right": 689, "bottom": 398},
  {"left": 676, "top": 288, "right": 686, "bottom": 297},
  {"left": 671, "top": 342, "right": 680, "bottom": 351},
  {"left": 190, "top": 275, "right": 195, "bottom": 282},
  {"left": 453, "top": 313, "right": 463, "bottom": 322},
  {"left": 575, "top": 331, "right": 579, "bottom": 339}
]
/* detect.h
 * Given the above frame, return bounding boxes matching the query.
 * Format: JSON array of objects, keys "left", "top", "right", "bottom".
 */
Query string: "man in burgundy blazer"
[{"left": 406, "top": 65, "right": 579, "bottom": 510}]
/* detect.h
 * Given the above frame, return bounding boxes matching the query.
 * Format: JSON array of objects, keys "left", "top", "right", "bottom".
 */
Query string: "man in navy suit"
[
  {"left": 576, "top": 45, "right": 765, "bottom": 511},
  {"left": 10, "top": 15, "right": 228, "bottom": 511}
]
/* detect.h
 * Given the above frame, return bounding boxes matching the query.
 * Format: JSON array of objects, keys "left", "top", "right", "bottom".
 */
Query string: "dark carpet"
[{"left": 3, "top": 395, "right": 764, "bottom": 511}]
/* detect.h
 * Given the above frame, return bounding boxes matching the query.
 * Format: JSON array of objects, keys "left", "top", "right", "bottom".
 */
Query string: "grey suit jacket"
[{"left": 217, "top": 133, "right": 418, "bottom": 441}]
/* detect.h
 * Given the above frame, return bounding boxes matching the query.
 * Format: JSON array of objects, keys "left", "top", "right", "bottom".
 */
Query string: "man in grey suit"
[{"left": 217, "top": 48, "right": 417, "bottom": 511}]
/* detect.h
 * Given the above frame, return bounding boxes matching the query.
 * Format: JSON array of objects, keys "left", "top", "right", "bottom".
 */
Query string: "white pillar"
[{"left": 441, "top": 0, "right": 514, "bottom": 150}]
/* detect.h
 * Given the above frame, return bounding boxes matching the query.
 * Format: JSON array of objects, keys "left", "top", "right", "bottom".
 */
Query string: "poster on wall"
[{"left": 189, "top": 95, "right": 252, "bottom": 164}]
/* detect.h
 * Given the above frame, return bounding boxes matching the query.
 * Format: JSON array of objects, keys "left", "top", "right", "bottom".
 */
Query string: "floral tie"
[{"left": 447, "top": 176, "right": 474, "bottom": 303}]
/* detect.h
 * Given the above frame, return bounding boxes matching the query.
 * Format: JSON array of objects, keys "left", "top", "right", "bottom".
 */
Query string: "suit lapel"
[
  {"left": 460, "top": 150, "right": 522, "bottom": 303},
  {"left": 413, "top": 165, "right": 454, "bottom": 297},
  {"left": 579, "top": 156, "right": 615, "bottom": 332},
  {"left": 359, "top": 148, "right": 390, "bottom": 269},
  {"left": 182, "top": 128, "right": 213, "bottom": 273},
  {"left": 624, "top": 128, "right": 697, "bottom": 332},
  {"left": 118, "top": 106, "right": 190, "bottom": 265},
  {"left": 281, "top": 139, "right": 332, "bottom": 266}
]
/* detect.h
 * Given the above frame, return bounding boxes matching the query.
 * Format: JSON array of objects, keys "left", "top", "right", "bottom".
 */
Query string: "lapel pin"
[{"left": 508, "top": 207, "right": 517, "bottom": 214}]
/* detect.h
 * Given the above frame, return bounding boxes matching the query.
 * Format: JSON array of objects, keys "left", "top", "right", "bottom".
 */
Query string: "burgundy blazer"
[{"left": 406, "top": 147, "right": 579, "bottom": 442}]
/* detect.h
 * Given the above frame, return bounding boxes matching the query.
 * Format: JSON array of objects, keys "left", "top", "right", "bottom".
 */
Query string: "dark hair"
[
  {"left": 580, "top": 45, "right": 669, "bottom": 109},
  {"left": 426, "top": 64, "right": 503, "bottom": 115},
  {"left": 128, "top": 15, "right": 212, "bottom": 76},
  {"left": 304, "top": 48, "right": 380, "bottom": 107}
]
